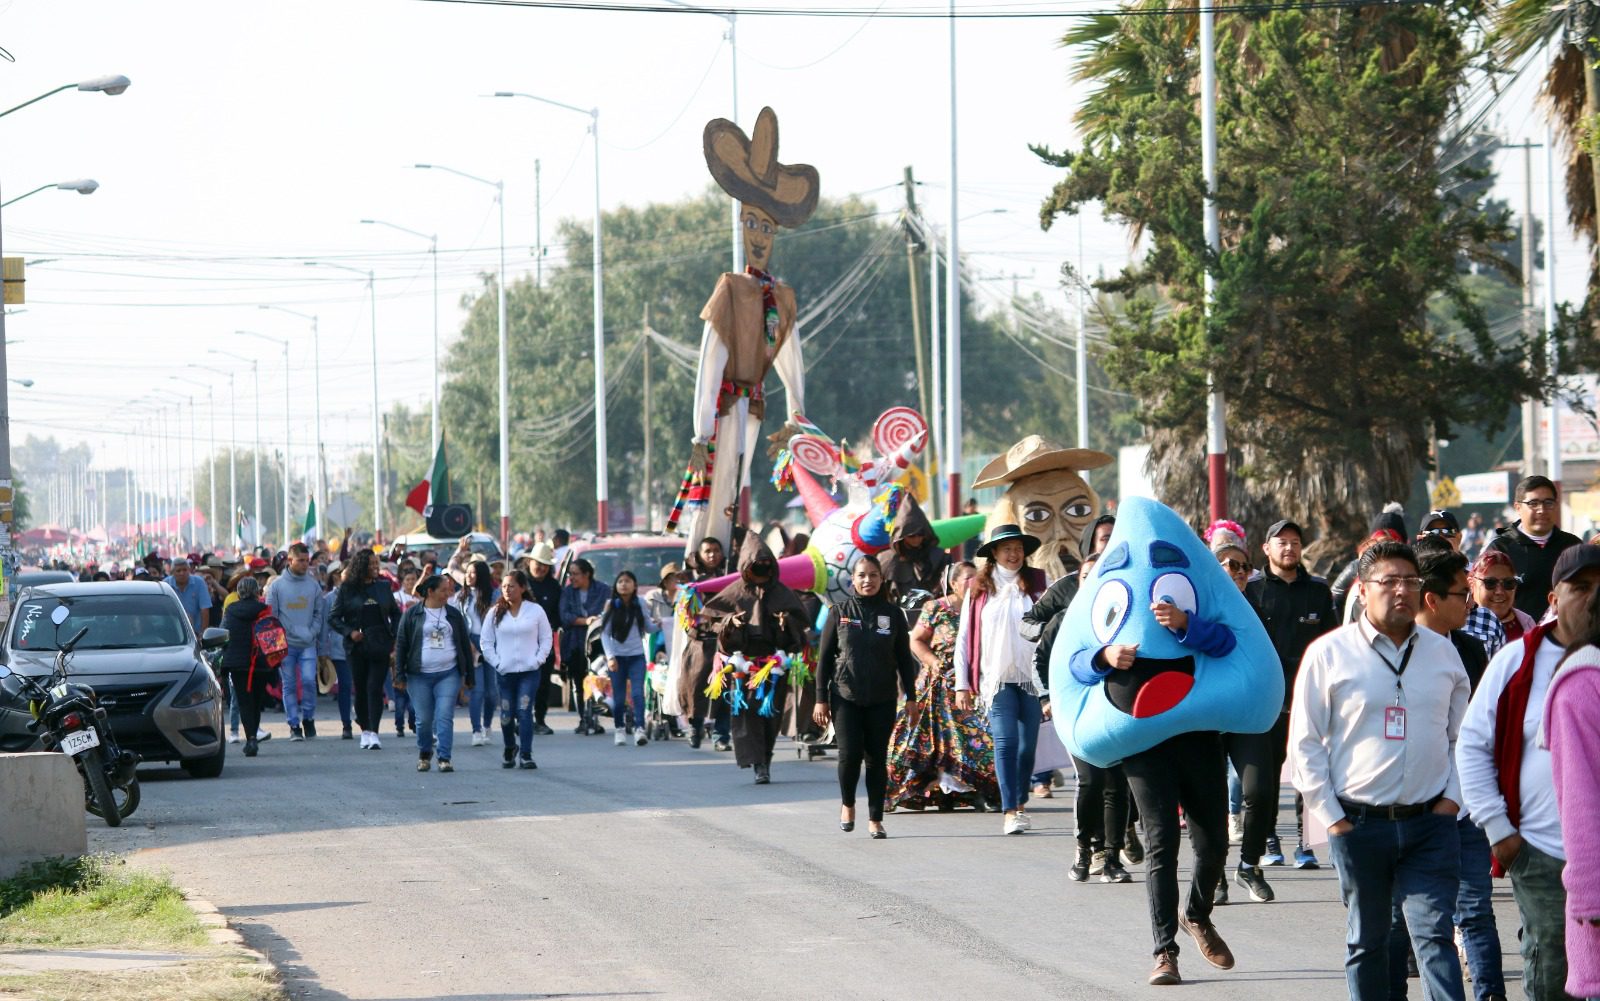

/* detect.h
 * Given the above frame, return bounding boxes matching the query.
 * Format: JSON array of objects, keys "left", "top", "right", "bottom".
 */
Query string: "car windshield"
[
  {"left": 579, "top": 544, "right": 684, "bottom": 590},
  {"left": 11, "top": 594, "right": 190, "bottom": 652}
]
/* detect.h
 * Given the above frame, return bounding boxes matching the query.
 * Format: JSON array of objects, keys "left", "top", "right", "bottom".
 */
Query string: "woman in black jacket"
[
  {"left": 813, "top": 555, "right": 918, "bottom": 838},
  {"left": 328, "top": 550, "right": 402, "bottom": 750},
  {"left": 221, "top": 576, "right": 270, "bottom": 758}
]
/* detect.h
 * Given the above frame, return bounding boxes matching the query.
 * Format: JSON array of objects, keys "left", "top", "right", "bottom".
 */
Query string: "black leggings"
[
  {"left": 1224, "top": 717, "right": 1284, "bottom": 866},
  {"left": 349, "top": 647, "right": 390, "bottom": 733},
  {"left": 1071, "top": 755, "right": 1130, "bottom": 850},
  {"left": 534, "top": 655, "right": 555, "bottom": 724},
  {"left": 832, "top": 698, "right": 897, "bottom": 822},
  {"left": 229, "top": 667, "right": 270, "bottom": 738}
]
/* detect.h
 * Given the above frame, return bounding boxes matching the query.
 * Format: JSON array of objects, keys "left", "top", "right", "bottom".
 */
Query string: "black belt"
[{"left": 1337, "top": 796, "right": 1441, "bottom": 821}]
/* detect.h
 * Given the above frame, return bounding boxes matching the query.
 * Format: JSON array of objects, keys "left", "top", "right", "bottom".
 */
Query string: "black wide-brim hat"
[{"left": 975, "top": 523, "right": 1043, "bottom": 561}]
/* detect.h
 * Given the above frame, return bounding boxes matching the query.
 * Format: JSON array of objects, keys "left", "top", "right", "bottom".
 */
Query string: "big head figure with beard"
[{"left": 974, "top": 435, "right": 1112, "bottom": 582}]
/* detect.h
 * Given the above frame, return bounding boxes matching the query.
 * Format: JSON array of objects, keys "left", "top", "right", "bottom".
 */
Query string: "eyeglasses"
[
  {"left": 1364, "top": 575, "right": 1424, "bottom": 591},
  {"left": 1422, "top": 527, "right": 1459, "bottom": 537},
  {"left": 1519, "top": 498, "right": 1558, "bottom": 511},
  {"left": 1472, "top": 576, "right": 1522, "bottom": 591},
  {"left": 1442, "top": 589, "right": 1471, "bottom": 601},
  {"left": 1220, "top": 559, "right": 1250, "bottom": 574}
]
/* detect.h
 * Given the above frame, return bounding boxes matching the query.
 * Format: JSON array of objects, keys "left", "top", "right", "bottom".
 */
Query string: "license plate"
[{"left": 59, "top": 729, "right": 99, "bottom": 755}]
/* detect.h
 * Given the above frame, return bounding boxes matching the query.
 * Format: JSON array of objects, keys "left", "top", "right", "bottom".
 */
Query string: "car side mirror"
[{"left": 200, "top": 627, "right": 229, "bottom": 651}]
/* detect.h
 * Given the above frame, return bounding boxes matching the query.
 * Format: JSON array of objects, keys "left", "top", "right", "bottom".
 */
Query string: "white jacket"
[{"left": 480, "top": 601, "right": 554, "bottom": 675}]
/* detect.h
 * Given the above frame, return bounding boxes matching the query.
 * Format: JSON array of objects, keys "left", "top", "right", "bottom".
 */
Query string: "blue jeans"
[
  {"left": 986, "top": 684, "right": 1041, "bottom": 812},
  {"left": 1327, "top": 809, "right": 1464, "bottom": 1001},
  {"left": 469, "top": 656, "right": 500, "bottom": 733},
  {"left": 610, "top": 654, "right": 648, "bottom": 732},
  {"left": 499, "top": 669, "right": 541, "bottom": 758},
  {"left": 279, "top": 646, "right": 318, "bottom": 726},
  {"left": 331, "top": 658, "right": 352, "bottom": 726},
  {"left": 409, "top": 670, "right": 461, "bottom": 761},
  {"left": 385, "top": 675, "right": 414, "bottom": 731},
  {"left": 1386, "top": 818, "right": 1504, "bottom": 1000}
]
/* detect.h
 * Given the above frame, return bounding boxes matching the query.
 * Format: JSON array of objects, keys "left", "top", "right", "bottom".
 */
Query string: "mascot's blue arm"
[
  {"left": 1069, "top": 646, "right": 1112, "bottom": 686},
  {"left": 1172, "top": 614, "right": 1236, "bottom": 658}
]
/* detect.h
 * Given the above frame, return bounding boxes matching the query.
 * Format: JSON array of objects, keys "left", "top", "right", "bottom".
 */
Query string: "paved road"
[{"left": 93, "top": 709, "right": 1529, "bottom": 1001}]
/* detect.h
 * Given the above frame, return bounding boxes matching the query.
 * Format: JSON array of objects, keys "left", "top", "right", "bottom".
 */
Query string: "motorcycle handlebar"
[{"left": 60, "top": 627, "right": 90, "bottom": 656}]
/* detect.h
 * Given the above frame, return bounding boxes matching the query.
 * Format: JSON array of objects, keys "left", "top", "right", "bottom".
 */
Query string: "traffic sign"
[{"left": 1430, "top": 477, "right": 1461, "bottom": 509}]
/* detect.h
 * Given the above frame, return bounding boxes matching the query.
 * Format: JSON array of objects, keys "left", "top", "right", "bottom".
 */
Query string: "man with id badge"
[
  {"left": 1457, "top": 544, "right": 1600, "bottom": 1001},
  {"left": 1290, "top": 541, "right": 1471, "bottom": 1001}
]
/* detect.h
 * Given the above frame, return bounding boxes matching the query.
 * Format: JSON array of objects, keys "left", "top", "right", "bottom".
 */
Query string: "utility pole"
[
  {"left": 902, "top": 166, "right": 934, "bottom": 498},
  {"left": 534, "top": 158, "right": 543, "bottom": 289},
  {"left": 1200, "top": 3, "right": 1226, "bottom": 522},
  {"left": 642, "top": 308, "right": 653, "bottom": 531},
  {"left": 1508, "top": 141, "right": 1541, "bottom": 478},
  {"left": 381, "top": 413, "right": 392, "bottom": 541},
  {"left": 1076, "top": 214, "right": 1089, "bottom": 457}
]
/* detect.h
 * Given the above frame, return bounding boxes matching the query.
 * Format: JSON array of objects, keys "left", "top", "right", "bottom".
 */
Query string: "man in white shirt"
[
  {"left": 1457, "top": 543, "right": 1600, "bottom": 1001},
  {"left": 1290, "top": 541, "right": 1470, "bottom": 1001}
]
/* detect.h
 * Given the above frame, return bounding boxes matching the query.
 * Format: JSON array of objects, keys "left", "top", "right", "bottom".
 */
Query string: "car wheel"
[{"left": 181, "top": 741, "right": 226, "bottom": 778}]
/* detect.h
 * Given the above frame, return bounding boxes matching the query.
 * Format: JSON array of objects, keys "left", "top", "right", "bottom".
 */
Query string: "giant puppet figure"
[
  {"left": 974, "top": 435, "right": 1114, "bottom": 582},
  {"left": 666, "top": 107, "right": 818, "bottom": 557}
]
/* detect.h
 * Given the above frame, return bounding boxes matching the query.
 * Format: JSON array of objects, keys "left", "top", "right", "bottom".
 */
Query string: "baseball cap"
[
  {"left": 1265, "top": 519, "right": 1303, "bottom": 541},
  {"left": 1552, "top": 545, "right": 1600, "bottom": 586},
  {"left": 247, "top": 556, "right": 269, "bottom": 571},
  {"left": 1421, "top": 510, "right": 1460, "bottom": 534}
]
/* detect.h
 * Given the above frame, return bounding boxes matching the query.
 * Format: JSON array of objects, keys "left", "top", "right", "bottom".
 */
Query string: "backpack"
[{"left": 252, "top": 607, "right": 289, "bottom": 670}]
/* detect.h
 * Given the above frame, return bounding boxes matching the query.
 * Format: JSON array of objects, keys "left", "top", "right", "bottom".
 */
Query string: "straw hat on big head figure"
[{"left": 974, "top": 435, "right": 1113, "bottom": 582}]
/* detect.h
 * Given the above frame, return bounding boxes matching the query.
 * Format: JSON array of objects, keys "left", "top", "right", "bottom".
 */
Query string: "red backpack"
[{"left": 249, "top": 606, "right": 289, "bottom": 684}]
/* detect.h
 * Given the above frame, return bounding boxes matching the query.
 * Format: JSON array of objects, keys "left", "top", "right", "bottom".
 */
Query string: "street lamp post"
[
  {"left": 239, "top": 330, "right": 292, "bottom": 546},
  {"left": 0, "top": 73, "right": 128, "bottom": 611},
  {"left": 259, "top": 306, "right": 322, "bottom": 543},
  {"left": 412, "top": 165, "right": 507, "bottom": 546},
  {"left": 192, "top": 365, "right": 236, "bottom": 553},
  {"left": 359, "top": 220, "right": 439, "bottom": 454},
  {"left": 169, "top": 375, "right": 214, "bottom": 551},
  {"left": 0, "top": 179, "right": 98, "bottom": 209},
  {"left": 306, "top": 262, "right": 381, "bottom": 541},
  {"left": 493, "top": 91, "right": 607, "bottom": 530},
  {"left": 211, "top": 350, "right": 260, "bottom": 548}
]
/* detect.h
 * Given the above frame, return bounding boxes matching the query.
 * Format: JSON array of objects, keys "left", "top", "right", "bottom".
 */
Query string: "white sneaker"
[
  {"left": 1004, "top": 814, "right": 1025, "bottom": 835},
  {"left": 635, "top": 730, "right": 648, "bottom": 747},
  {"left": 614, "top": 729, "right": 627, "bottom": 747},
  {"left": 359, "top": 731, "right": 373, "bottom": 749},
  {"left": 1228, "top": 813, "right": 1244, "bottom": 845},
  {"left": 471, "top": 731, "right": 487, "bottom": 747},
  {"left": 255, "top": 728, "right": 271, "bottom": 741},
  {"left": 227, "top": 731, "right": 240, "bottom": 744},
  {"left": 1016, "top": 811, "right": 1032, "bottom": 832},
  {"left": 368, "top": 733, "right": 382, "bottom": 750}
]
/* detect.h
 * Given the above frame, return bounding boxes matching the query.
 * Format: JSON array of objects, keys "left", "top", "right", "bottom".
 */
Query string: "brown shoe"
[
  {"left": 1148, "top": 949, "right": 1181, "bottom": 986},
  {"left": 1179, "top": 916, "right": 1235, "bottom": 970}
]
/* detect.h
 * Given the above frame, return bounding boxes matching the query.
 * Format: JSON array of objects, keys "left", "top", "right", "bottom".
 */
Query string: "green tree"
[{"left": 1037, "top": 0, "right": 1562, "bottom": 552}]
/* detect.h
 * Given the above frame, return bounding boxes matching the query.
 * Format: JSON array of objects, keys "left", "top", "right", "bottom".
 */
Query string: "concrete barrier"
[{"left": 0, "top": 752, "right": 86, "bottom": 878}]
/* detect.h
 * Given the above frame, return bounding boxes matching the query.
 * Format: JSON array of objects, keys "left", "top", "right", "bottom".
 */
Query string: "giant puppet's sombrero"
[
  {"left": 972, "top": 435, "right": 1113, "bottom": 488},
  {"left": 704, "top": 107, "right": 819, "bottom": 229}
]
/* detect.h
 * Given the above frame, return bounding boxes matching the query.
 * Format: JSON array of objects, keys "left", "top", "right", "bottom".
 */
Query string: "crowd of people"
[{"left": 31, "top": 475, "right": 1600, "bottom": 998}]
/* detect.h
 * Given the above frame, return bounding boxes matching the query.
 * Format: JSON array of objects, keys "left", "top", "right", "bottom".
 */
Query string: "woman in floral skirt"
[{"left": 886, "top": 561, "right": 999, "bottom": 811}]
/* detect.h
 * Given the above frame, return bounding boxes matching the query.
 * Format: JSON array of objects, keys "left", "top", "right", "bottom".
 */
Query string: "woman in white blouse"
[
  {"left": 955, "top": 524, "right": 1049, "bottom": 835},
  {"left": 482, "top": 569, "right": 553, "bottom": 770}
]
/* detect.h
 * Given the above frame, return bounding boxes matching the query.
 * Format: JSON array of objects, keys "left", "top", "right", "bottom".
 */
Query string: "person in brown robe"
[
  {"left": 675, "top": 536, "right": 731, "bottom": 750},
  {"left": 699, "top": 533, "right": 811, "bottom": 783}
]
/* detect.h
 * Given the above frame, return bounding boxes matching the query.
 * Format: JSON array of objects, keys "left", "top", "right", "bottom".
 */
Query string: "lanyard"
[{"left": 1375, "top": 636, "right": 1416, "bottom": 700}]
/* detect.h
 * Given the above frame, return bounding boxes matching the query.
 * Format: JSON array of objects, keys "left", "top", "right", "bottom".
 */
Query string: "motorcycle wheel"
[{"left": 80, "top": 747, "right": 122, "bottom": 828}]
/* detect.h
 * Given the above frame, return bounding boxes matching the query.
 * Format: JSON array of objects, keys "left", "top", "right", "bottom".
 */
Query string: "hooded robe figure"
[
  {"left": 874, "top": 495, "right": 951, "bottom": 604},
  {"left": 698, "top": 533, "right": 812, "bottom": 778}
]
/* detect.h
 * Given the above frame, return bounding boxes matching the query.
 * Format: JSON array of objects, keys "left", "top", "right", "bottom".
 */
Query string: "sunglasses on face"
[
  {"left": 1473, "top": 576, "right": 1522, "bottom": 592},
  {"left": 1221, "top": 559, "right": 1250, "bottom": 574},
  {"left": 1423, "top": 527, "right": 1459, "bottom": 537}
]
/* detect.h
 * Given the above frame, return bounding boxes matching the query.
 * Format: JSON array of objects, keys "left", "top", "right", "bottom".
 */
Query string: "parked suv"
[
  {"left": 566, "top": 533, "right": 686, "bottom": 596},
  {"left": 0, "top": 581, "right": 228, "bottom": 777}
]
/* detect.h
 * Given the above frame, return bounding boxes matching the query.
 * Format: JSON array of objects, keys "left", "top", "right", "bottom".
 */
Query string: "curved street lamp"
[{"left": 2, "top": 179, "right": 98, "bottom": 209}]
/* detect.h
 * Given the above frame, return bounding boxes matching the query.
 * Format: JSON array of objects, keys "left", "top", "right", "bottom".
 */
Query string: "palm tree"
[{"left": 1495, "top": 0, "right": 1600, "bottom": 244}]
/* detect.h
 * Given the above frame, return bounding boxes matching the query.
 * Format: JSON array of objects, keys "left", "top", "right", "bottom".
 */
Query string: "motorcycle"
[{"left": 2, "top": 605, "right": 140, "bottom": 826}]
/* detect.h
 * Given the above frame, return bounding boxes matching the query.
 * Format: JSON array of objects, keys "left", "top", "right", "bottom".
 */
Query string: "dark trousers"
[
  {"left": 832, "top": 698, "right": 896, "bottom": 822},
  {"left": 348, "top": 647, "right": 390, "bottom": 734},
  {"left": 1265, "top": 710, "right": 1307, "bottom": 845},
  {"left": 731, "top": 679, "right": 786, "bottom": 769},
  {"left": 1122, "top": 730, "right": 1228, "bottom": 957},
  {"left": 533, "top": 655, "right": 555, "bottom": 725},
  {"left": 1386, "top": 816, "right": 1506, "bottom": 1001},
  {"left": 228, "top": 667, "right": 270, "bottom": 738},
  {"left": 1508, "top": 842, "right": 1578, "bottom": 1001},
  {"left": 1071, "top": 755, "right": 1129, "bottom": 851},
  {"left": 1223, "top": 719, "right": 1282, "bottom": 866}
]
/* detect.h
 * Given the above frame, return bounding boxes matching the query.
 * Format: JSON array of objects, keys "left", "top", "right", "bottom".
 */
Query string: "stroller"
[
  {"left": 644, "top": 642, "right": 675, "bottom": 742},
  {"left": 573, "top": 620, "right": 613, "bottom": 735}
]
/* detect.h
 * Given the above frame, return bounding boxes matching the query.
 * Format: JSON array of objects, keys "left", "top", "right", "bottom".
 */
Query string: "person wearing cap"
[
  {"left": 393, "top": 573, "right": 476, "bottom": 773},
  {"left": 647, "top": 562, "right": 685, "bottom": 662},
  {"left": 1419, "top": 510, "right": 1464, "bottom": 553},
  {"left": 1245, "top": 518, "right": 1338, "bottom": 870},
  {"left": 1485, "top": 475, "right": 1582, "bottom": 621},
  {"left": 1289, "top": 540, "right": 1471, "bottom": 1001},
  {"left": 954, "top": 524, "right": 1048, "bottom": 835},
  {"left": 523, "top": 542, "right": 563, "bottom": 735},
  {"left": 163, "top": 557, "right": 213, "bottom": 638},
  {"left": 1457, "top": 543, "right": 1600, "bottom": 1001}
]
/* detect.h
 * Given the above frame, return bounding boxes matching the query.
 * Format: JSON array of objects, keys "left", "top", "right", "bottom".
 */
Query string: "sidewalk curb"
[{"left": 179, "top": 887, "right": 278, "bottom": 975}]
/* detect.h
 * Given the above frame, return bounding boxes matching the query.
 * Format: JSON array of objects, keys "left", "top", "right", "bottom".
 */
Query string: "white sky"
[{"left": 0, "top": 0, "right": 1585, "bottom": 499}]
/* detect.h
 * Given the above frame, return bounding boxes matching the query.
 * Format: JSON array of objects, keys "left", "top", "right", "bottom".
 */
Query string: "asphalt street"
[{"left": 92, "top": 707, "right": 1532, "bottom": 1001}]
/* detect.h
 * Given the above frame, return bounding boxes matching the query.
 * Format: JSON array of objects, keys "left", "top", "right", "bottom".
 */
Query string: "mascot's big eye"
[
  {"left": 1022, "top": 502, "right": 1053, "bottom": 525},
  {"left": 1091, "top": 580, "right": 1132, "bottom": 643},
  {"left": 1062, "top": 501, "right": 1093, "bottom": 520},
  {"left": 1150, "top": 573, "right": 1198, "bottom": 616}
]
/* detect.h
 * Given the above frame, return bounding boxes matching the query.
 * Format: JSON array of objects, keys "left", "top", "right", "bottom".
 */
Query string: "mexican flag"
[
  {"left": 300, "top": 496, "right": 317, "bottom": 545},
  {"left": 405, "top": 436, "right": 451, "bottom": 515}
]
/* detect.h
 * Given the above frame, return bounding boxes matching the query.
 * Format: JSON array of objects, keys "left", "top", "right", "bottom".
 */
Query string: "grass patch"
[
  {"left": 0, "top": 855, "right": 206, "bottom": 950},
  {"left": 0, "top": 958, "right": 283, "bottom": 1001}
]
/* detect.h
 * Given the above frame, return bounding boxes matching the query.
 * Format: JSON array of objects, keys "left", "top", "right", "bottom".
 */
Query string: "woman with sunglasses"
[{"left": 1462, "top": 551, "right": 1525, "bottom": 657}]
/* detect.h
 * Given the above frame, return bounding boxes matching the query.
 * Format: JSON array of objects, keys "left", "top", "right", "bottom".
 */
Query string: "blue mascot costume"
[{"left": 1049, "top": 497, "right": 1281, "bottom": 983}]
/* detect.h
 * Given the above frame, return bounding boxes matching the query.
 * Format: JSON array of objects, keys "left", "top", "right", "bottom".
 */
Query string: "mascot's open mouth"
[{"left": 1103, "top": 655, "right": 1196, "bottom": 719}]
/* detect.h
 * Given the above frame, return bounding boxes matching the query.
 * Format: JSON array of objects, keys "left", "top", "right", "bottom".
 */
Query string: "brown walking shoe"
[
  {"left": 1148, "top": 949, "right": 1181, "bottom": 986},
  {"left": 1179, "top": 915, "right": 1235, "bottom": 970}
]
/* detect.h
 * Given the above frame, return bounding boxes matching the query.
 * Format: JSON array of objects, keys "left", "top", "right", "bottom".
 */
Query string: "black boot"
[
  {"left": 688, "top": 721, "right": 704, "bottom": 748},
  {"left": 753, "top": 761, "right": 771, "bottom": 784},
  {"left": 1069, "top": 845, "right": 1092, "bottom": 882},
  {"left": 243, "top": 738, "right": 259, "bottom": 758}
]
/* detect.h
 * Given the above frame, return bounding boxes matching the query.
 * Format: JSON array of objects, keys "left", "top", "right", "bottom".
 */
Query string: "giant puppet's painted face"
[
  {"left": 990, "top": 469, "right": 1098, "bottom": 582},
  {"left": 1048, "top": 497, "right": 1282, "bottom": 768},
  {"left": 741, "top": 205, "right": 777, "bottom": 273}
]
